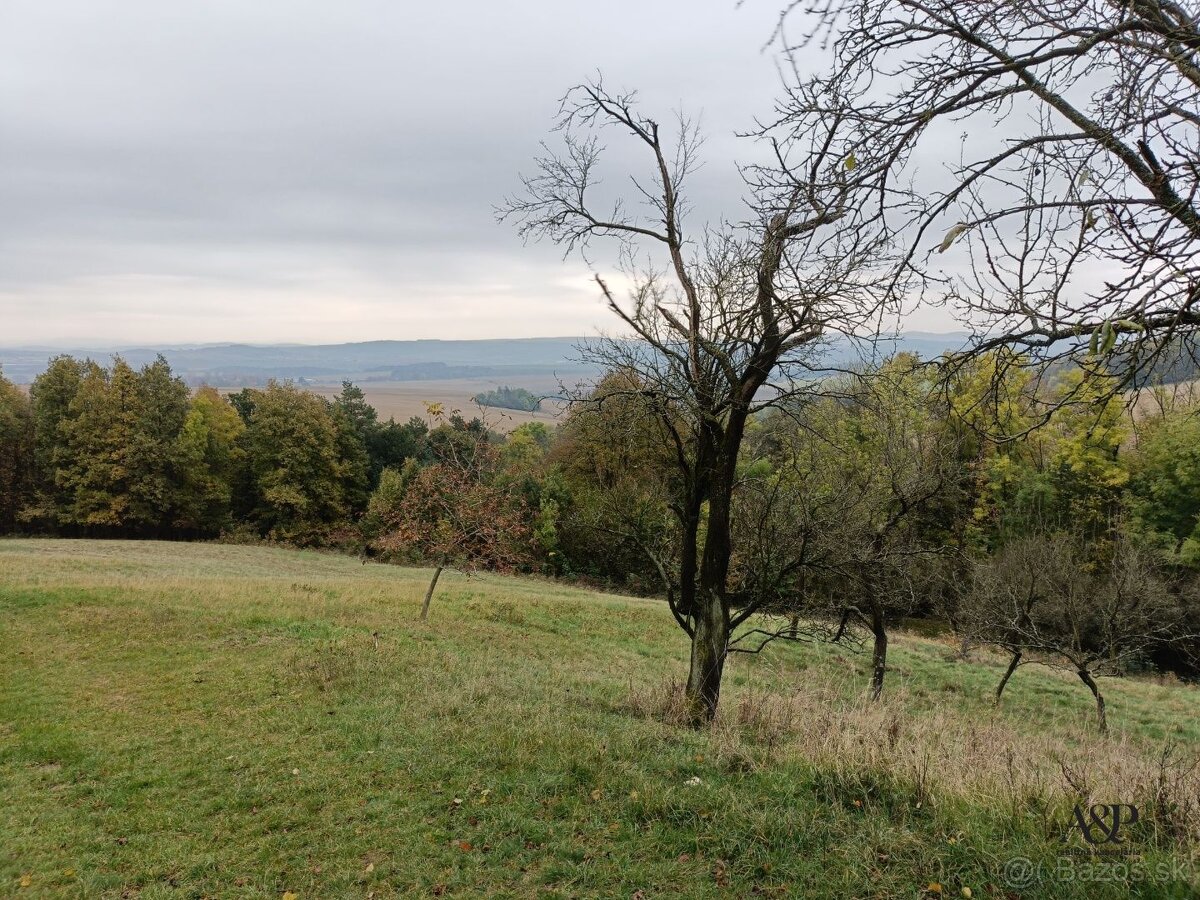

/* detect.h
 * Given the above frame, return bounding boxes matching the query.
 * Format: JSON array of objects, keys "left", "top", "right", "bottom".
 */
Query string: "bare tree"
[
  {"left": 965, "top": 531, "right": 1187, "bottom": 732},
  {"left": 500, "top": 78, "right": 895, "bottom": 723},
  {"left": 776, "top": 0, "right": 1200, "bottom": 396},
  {"left": 964, "top": 532, "right": 1081, "bottom": 703}
]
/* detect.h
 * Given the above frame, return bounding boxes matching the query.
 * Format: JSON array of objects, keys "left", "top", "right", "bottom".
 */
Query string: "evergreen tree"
[
  {"left": 227, "top": 388, "right": 261, "bottom": 425},
  {"left": 331, "top": 382, "right": 377, "bottom": 435},
  {"left": 365, "top": 417, "right": 427, "bottom": 486},
  {"left": 329, "top": 403, "right": 371, "bottom": 515}
]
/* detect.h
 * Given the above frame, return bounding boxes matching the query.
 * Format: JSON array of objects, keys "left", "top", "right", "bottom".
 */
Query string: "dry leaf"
[
  {"left": 936, "top": 223, "right": 968, "bottom": 253},
  {"left": 713, "top": 859, "right": 729, "bottom": 888}
]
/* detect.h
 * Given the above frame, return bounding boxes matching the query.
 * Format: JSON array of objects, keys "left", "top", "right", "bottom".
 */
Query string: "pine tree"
[{"left": 329, "top": 403, "right": 371, "bottom": 515}]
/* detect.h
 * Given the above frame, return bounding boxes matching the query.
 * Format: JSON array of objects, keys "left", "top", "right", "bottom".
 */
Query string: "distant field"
[
  {"left": 2, "top": 539, "right": 1198, "bottom": 897},
  {"left": 1128, "top": 379, "right": 1200, "bottom": 420},
  {"left": 302, "top": 378, "right": 567, "bottom": 431},
  {"left": 11, "top": 377, "right": 571, "bottom": 433}
]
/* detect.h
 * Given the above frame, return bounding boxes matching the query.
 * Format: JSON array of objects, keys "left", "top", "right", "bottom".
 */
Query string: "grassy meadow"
[{"left": 2, "top": 539, "right": 1199, "bottom": 898}]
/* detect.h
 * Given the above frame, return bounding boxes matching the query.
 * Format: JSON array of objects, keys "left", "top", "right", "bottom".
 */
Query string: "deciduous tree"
[
  {"left": 965, "top": 530, "right": 1188, "bottom": 732},
  {"left": 768, "top": 362, "right": 962, "bottom": 698},
  {"left": 238, "top": 381, "right": 349, "bottom": 540},
  {"left": 371, "top": 410, "right": 531, "bottom": 621},
  {"left": 779, "top": 0, "right": 1200, "bottom": 394},
  {"left": 0, "top": 370, "right": 34, "bottom": 532},
  {"left": 25, "top": 355, "right": 85, "bottom": 527},
  {"left": 1128, "top": 400, "right": 1200, "bottom": 563},
  {"left": 174, "top": 387, "right": 246, "bottom": 534},
  {"left": 502, "top": 78, "right": 896, "bottom": 722}
]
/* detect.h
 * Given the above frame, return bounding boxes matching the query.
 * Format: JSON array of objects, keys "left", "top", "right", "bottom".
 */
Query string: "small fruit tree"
[{"left": 371, "top": 405, "right": 531, "bottom": 620}]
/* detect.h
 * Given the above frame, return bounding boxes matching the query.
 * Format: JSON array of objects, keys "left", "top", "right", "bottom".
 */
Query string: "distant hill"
[
  {"left": 0, "top": 332, "right": 972, "bottom": 386},
  {"left": 0, "top": 338, "right": 598, "bottom": 386}
]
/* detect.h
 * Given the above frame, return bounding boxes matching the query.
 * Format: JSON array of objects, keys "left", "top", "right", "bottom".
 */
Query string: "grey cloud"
[{"left": 0, "top": 0, "right": 944, "bottom": 345}]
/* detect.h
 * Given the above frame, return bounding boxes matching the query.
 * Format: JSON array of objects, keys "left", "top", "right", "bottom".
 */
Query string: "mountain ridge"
[{"left": 0, "top": 332, "right": 972, "bottom": 385}]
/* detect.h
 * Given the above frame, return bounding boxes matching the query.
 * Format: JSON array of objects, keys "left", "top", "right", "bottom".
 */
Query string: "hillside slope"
[{"left": 1, "top": 540, "right": 1197, "bottom": 898}]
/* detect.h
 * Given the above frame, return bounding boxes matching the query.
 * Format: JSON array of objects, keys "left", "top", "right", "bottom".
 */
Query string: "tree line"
[
  {"left": 472, "top": 386, "right": 542, "bottom": 412},
  {"left": 0, "top": 356, "right": 428, "bottom": 541}
]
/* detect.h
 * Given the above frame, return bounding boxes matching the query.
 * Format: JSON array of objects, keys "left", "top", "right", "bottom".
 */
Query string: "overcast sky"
[{"left": 0, "top": 1, "right": 961, "bottom": 347}]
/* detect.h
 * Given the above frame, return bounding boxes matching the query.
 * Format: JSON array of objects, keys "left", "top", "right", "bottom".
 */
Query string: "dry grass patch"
[{"left": 629, "top": 667, "right": 1200, "bottom": 852}]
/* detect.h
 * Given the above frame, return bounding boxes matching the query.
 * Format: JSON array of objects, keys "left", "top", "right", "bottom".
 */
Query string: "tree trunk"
[
  {"left": 870, "top": 610, "right": 888, "bottom": 701},
  {"left": 1077, "top": 668, "right": 1108, "bottom": 734},
  {"left": 677, "top": 501, "right": 701, "bottom": 620},
  {"left": 832, "top": 609, "right": 851, "bottom": 643},
  {"left": 866, "top": 536, "right": 888, "bottom": 701},
  {"left": 420, "top": 563, "right": 444, "bottom": 622},
  {"left": 683, "top": 440, "right": 739, "bottom": 726},
  {"left": 995, "top": 649, "right": 1022, "bottom": 702},
  {"left": 956, "top": 632, "right": 972, "bottom": 661},
  {"left": 684, "top": 589, "right": 728, "bottom": 726}
]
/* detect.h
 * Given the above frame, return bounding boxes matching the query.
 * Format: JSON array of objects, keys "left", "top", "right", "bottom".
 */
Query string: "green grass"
[{"left": 1, "top": 539, "right": 1198, "bottom": 898}]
